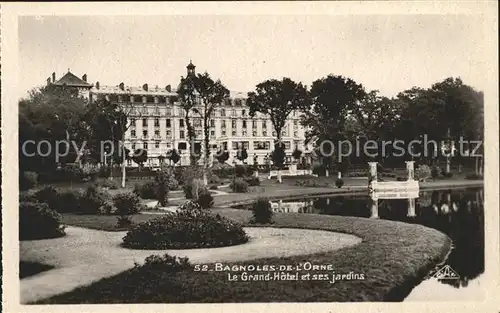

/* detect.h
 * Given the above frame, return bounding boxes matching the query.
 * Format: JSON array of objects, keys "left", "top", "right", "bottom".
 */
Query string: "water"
[{"left": 264, "top": 188, "right": 485, "bottom": 301}]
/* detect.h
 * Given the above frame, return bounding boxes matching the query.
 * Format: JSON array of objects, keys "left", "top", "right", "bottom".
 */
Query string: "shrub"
[
  {"left": 155, "top": 171, "right": 173, "bottom": 206},
  {"left": 208, "top": 173, "right": 221, "bottom": 185},
  {"left": 113, "top": 192, "right": 141, "bottom": 215},
  {"left": 20, "top": 171, "right": 38, "bottom": 191},
  {"left": 96, "top": 179, "right": 120, "bottom": 190},
  {"left": 34, "top": 186, "right": 59, "bottom": 210},
  {"left": 234, "top": 165, "right": 247, "bottom": 177},
  {"left": 98, "top": 202, "right": 117, "bottom": 215},
  {"left": 245, "top": 176, "right": 260, "bottom": 187},
  {"left": 251, "top": 198, "right": 273, "bottom": 224},
  {"left": 465, "top": 173, "right": 483, "bottom": 180},
  {"left": 133, "top": 182, "right": 157, "bottom": 199},
  {"left": 179, "top": 166, "right": 203, "bottom": 186},
  {"left": 122, "top": 208, "right": 249, "bottom": 249},
  {"left": 335, "top": 178, "right": 344, "bottom": 188},
  {"left": 61, "top": 163, "right": 83, "bottom": 182},
  {"left": 183, "top": 179, "right": 204, "bottom": 199},
  {"left": 294, "top": 179, "right": 329, "bottom": 188},
  {"left": 444, "top": 172, "right": 454, "bottom": 178},
  {"left": 230, "top": 178, "right": 249, "bottom": 193},
  {"left": 209, "top": 184, "right": 218, "bottom": 190},
  {"left": 348, "top": 170, "right": 368, "bottom": 177},
  {"left": 415, "top": 164, "right": 431, "bottom": 182},
  {"left": 81, "top": 185, "right": 109, "bottom": 214},
  {"left": 196, "top": 189, "right": 214, "bottom": 209},
  {"left": 19, "top": 201, "right": 66, "bottom": 240},
  {"left": 82, "top": 167, "right": 99, "bottom": 182},
  {"left": 136, "top": 254, "right": 191, "bottom": 272},
  {"left": 431, "top": 166, "right": 440, "bottom": 179},
  {"left": 312, "top": 164, "right": 326, "bottom": 176},
  {"left": 178, "top": 200, "right": 203, "bottom": 211},
  {"left": 52, "top": 189, "right": 84, "bottom": 213},
  {"left": 98, "top": 165, "right": 111, "bottom": 178},
  {"left": 116, "top": 215, "right": 133, "bottom": 228}
]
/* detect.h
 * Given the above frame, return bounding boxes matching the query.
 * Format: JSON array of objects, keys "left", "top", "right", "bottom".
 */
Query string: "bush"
[
  {"left": 335, "top": 178, "right": 344, "bottom": 188},
  {"left": 443, "top": 172, "right": 454, "bottom": 178},
  {"left": 196, "top": 189, "right": 214, "bottom": 209},
  {"left": 178, "top": 200, "right": 203, "bottom": 211},
  {"left": 178, "top": 166, "right": 203, "bottom": 186},
  {"left": 465, "top": 173, "right": 483, "bottom": 180},
  {"left": 294, "top": 179, "right": 329, "bottom": 188},
  {"left": 136, "top": 254, "right": 191, "bottom": 272},
  {"left": 116, "top": 215, "right": 133, "bottom": 228},
  {"left": 245, "top": 176, "right": 260, "bottom": 187},
  {"left": 122, "top": 208, "right": 249, "bottom": 249},
  {"left": 348, "top": 170, "right": 368, "bottom": 177},
  {"left": 20, "top": 171, "right": 38, "bottom": 191},
  {"left": 312, "top": 164, "right": 326, "bottom": 177},
  {"left": 52, "top": 189, "right": 84, "bottom": 213},
  {"left": 209, "top": 184, "right": 218, "bottom": 190},
  {"left": 415, "top": 164, "right": 431, "bottom": 182},
  {"left": 81, "top": 185, "right": 109, "bottom": 214},
  {"left": 250, "top": 198, "right": 273, "bottom": 224},
  {"left": 113, "top": 192, "right": 141, "bottom": 215},
  {"left": 230, "top": 178, "right": 249, "bottom": 193},
  {"left": 98, "top": 202, "right": 117, "bottom": 215},
  {"left": 98, "top": 165, "right": 111, "bottom": 178},
  {"left": 183, "top": 179, "right": 205, "bottom": 199},
  {"left": 155, "top": 171, "right": 174, "bottom": 206},
  {"left": 133, "top": 182, "right": 157, "bottom": 199},
  {"left": 34, "top": 186, "right": 59, "bottom": 210},
  {"left": 19, "top": 201, "right": 65, "bottom": 240},
  {"left": 82, "top": 167, "right": 99, "bottom": 182},
  {"left": 208, "top": 173, "right": 221, "bottom": 185},
  {"left": 235, "top": 165, "right": 246, "bottom": 177},
  {"left": 96, "top": 179, "right": 120, "bottom": 190},
  {"left": 61, "top": 163, "right": 83, "bottom": 182}
]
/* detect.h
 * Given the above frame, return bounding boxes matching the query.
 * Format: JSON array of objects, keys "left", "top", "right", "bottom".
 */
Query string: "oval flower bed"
[{"left": 122, "top": 203, "right": 249, "bottom": 249}]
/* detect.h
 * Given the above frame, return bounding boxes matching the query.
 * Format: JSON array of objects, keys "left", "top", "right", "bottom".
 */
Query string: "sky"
[{"left": 18, "top": 14, "right": 487, "bottom": 99}]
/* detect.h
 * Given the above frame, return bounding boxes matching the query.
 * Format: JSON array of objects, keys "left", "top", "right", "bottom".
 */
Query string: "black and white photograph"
[{"left": 1, "top": 2, "right": 498, "bottom": 312}]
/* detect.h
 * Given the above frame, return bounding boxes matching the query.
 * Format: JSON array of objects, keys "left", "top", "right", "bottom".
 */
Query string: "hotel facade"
[{"left": 47, "top": 61, "right": 313, "bottom": 167}]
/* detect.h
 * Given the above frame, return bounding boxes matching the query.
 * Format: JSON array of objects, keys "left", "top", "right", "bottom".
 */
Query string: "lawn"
[
  {"left": 38, "top": 209, "right": 451, "bottom": 303},
  {"left": 20, "top": 261, "right": 54, "bottom": 279}
]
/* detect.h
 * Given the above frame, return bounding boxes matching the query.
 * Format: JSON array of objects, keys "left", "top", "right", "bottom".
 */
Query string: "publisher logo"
[{"left": 432, "top": 265, "right": 460, "bottom": 280}]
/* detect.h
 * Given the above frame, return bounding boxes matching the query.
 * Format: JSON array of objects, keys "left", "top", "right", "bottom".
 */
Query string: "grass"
[
  {"left": 20, "top": 261, "right": 54, "bottom": 279},
  {"left": 37, "top": 209, "right": 451, "bottom": 303}
]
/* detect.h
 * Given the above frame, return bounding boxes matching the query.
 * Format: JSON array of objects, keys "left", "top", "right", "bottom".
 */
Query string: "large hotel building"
[{"left": 47, "top": 61, "right": 312, "bottom": 167}]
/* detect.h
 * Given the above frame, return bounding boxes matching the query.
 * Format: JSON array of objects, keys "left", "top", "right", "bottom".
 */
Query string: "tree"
[
  {"left": 247, "top": 77, "right": 309, "bottom": 182},
  {"left": 302, "top": 75, "right": 366, "bottom": 177},
  {"left": 166, "top": 149, "right": 181, "bottom": 166},
  {"left": 215, "top": 150, "right": 229, "bottom": 164},
  {"left": 292, "top": 148, "right": 302, "bottom": 163},
  {"left": 236, "top": 147, "right": 248, "bottom": 164},
  {"left": 271, "top": 142, "right": 286, "bottom": 182},
  {"left": 177, "top": 74, "right": 198, "bottom": 166},
  {"left": 132, "top": 148, "right": 148, "bottom": 169}
]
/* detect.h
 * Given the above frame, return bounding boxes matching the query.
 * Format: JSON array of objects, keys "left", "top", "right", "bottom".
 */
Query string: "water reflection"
[{"left": 271, "top": 188, "right": 484, "bottom": 290}]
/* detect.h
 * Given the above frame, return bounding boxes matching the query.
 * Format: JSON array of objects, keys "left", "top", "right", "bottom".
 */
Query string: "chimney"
[
  {"left": 82, "top": 74, "right": 87, "bottom": 82},
  {"left": 52, "top": 72, "right": 56, "bottom": 82},
  {"left": 96, "top": 81, "right": 100, "bottom": 90},
  {"left": 47, "top": 77, "right": 51, "bottom": 86},
  {"left": 143, "top": 83, "right": 148, "bottom": 91},
  {"left": 166, "top": 85, "right": 171, "bottom": 92}
]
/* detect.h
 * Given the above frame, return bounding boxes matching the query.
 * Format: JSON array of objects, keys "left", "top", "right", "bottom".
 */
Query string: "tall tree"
[
  {"left": 302, "top": 75, "right": 365, "bottom": 177},
  {"left": 177, "top": 75, "right": 198, "bottom": 166},
  {"left": 247, "top": 77, "right": 309, "bottom": 182}
]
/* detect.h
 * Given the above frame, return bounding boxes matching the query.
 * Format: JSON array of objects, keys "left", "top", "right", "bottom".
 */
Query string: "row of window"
[
  {"left": 131, "top": 118, "right": 300, "bottom": 129},
  {"left": 130, "top": 128, "right": 299, "bottom": 139},
  {"left": 96, "top": 94, "right": 250, "bottom": 106},
  {"left": 129, "top": 140, "right": 294, "bottom": 151}
]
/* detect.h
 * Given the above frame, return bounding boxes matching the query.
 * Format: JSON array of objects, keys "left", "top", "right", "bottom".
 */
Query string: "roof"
[{"left": 53, "top": 71, "right": 92, "bottom": 88}]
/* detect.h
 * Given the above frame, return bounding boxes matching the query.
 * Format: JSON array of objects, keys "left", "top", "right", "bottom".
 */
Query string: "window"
[
  {"left": 154, "top": 118, "right": 160, "bottom": 127},
  {"left": 166, "top": 108, "right": 172, "bottom": 116},
  {"left": 196, "top": 130, "right": 202, "bottom": 137},
  {"left": 282, "top": 130, "right": 287, "bottom": 137},
  {"left": 131, "top": 130, "right": 136, "bottom": 138},
  {"left": 155, "top": 141, "right": 160, "bottom": 149},
  {"left": 232, "top": 130, "right": 236, "bottom": 136},
  {"left": 242, "top": 109, "right": 246, "bottom": 116},
  {"left": 132, "top": 143, "right": 136, "bottom": 150},
  {"left": 130, "top": 96, "right": 134, "bottom": 103},
  {"left": 143, "top": 130, "right": 148, "bottom": 138},
  {"left": 180, "top": 130, "right": 185, "bottom": 139},
  {"left": 154, "top": 106, "right": 160, "bottom": 115},
  {"left": 221, "top": 120, "right": 226, "bottom": 128},
  {"left": 293, "top": 131, "right": 298, "bottom": 137},
  {"left": 166, "top": 119, "right": 171, "bottom": 128},
  {"left": 284, "top": 141, "right": 291, "bottom": 150},
  {"left": 242, "top": 141, "right": 249, "bottom": 149},
  {"left": 143, "top": 142, "right": 148, "bottom": 150},
  {"left": 210, "top": 130, "right": 215, "bottom": 136},
  {"left": 130, "top": 118, "right": 136, "bottom": 127},
  {"left": 142, "top": 118, "right": 148, "bottom": 127},
  {"left": 222, "top": 130, "right": 226, "bottom": 136},
  {"left": 220, "top": 108, "right": 226, "bottom": 117},
  {"left": 154, "top": 130, "right": 160, "bottom": 137},
  {"left": 232, "top": 120, "right": 237, "bottom": 128},
  {"left": 178, "top": 142, "right": 187, "bottom": 150},
  {"left": 194, "top": 119, "right": 202, "bottom": 127},
  {"left": 242, "top": 120, "right": 247, "bottom": 128},
  {"left": 242, "top": 130, "right": 247, "bottom": 136},
  {"left": 210, "top": 120, "right": 215, "bottom": 127},
  {"left": 252, "top": 120, "right": 257, "bottom": 128},
  {"left": 232, "top": 142, "right": 239, "bottom": 150},
  {"left": 142, "top": 96, "right": 147, "bottom": 104},
  {"left": 254, "top": 141, "right": 269, "bottom": 150},
  {"left": 224, "top": 99, "right": 232, "bottom": 106},
  {"left": 272, "top": 131, "right": 276, "bottom": 137},
  {"left": 263, "top": 130, "right": 267, "bottom": 136},
  {"left": 166, "top": 130, "right": 171, "bottom": 138},
  {"left": 262, "top": 121, "right": 267, "bottom": 129},
  {"left": 235, "top": 99, "right": 242, "bottom": 106},
  {"left": 294, "top": 120, "right": 298, "bottom": 126},
  {"left": 232, "top": 109, "right": 236, "bottom": 117},
  {"left": 252, "top": 131, "right": 257, "bottom": 137},
  {"left": 179, "top": 119, "right": 184, "bottom": 127},
  {"left": 142, "top": 106, "right": 147, "bottom": 114}
]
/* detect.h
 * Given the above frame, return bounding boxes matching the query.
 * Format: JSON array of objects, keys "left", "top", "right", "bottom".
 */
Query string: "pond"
[{"left": 241, "top": 187, "right": 485, "bottom": 301}]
